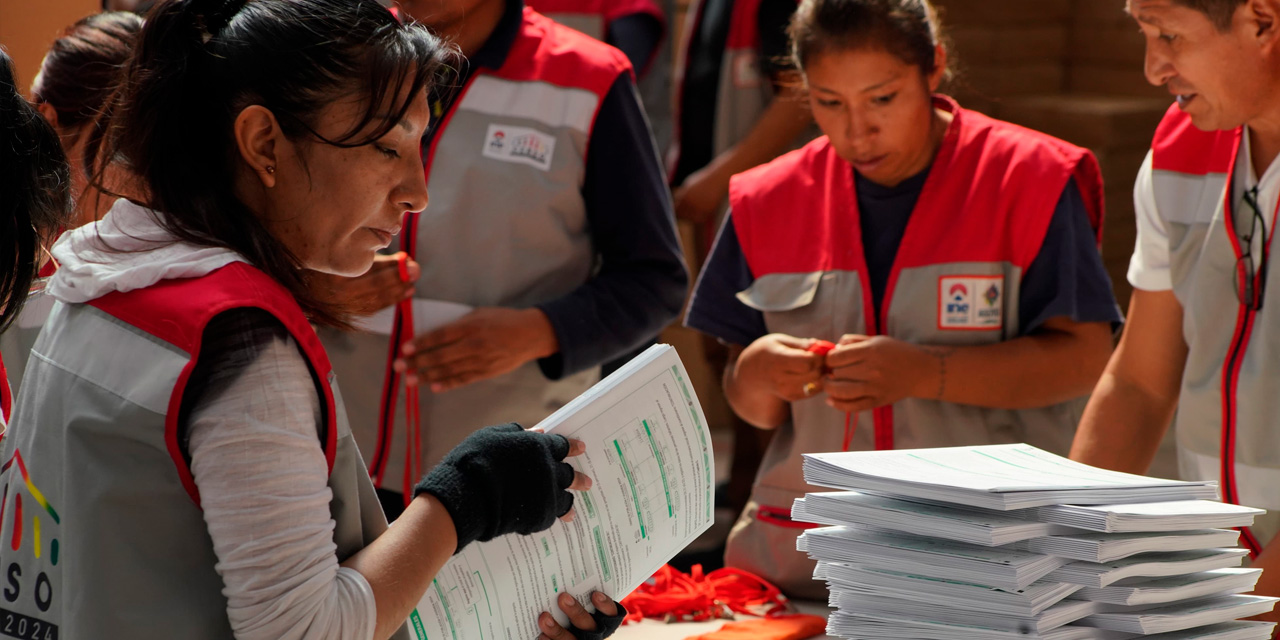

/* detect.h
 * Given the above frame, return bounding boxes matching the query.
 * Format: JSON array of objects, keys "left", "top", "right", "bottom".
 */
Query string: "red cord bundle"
[
  {"left": 397, "top": 254, "right": 423, "bottom": 506},
  {"left": 619, "top": 564, "right": 792, "bottom": 624}
]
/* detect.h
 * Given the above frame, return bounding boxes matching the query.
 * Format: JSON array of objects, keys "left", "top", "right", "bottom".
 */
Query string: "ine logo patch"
[
  {"left": 482, "top": 124, "right": 556, "bottom": 171},
  {"left": 938, "top": 275, "right": 1003, "bottom": 330}
]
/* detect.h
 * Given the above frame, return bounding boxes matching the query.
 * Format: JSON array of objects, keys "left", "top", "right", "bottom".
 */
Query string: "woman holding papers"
[
  {"left": 684, "top": 0, "right": 1123, "bottom": 598},
  {"left": 0, "top": 1, "right": 620, "bottom": 638},
  {"left": 0, "top": 50, "right": 73, "bottom": 431}
]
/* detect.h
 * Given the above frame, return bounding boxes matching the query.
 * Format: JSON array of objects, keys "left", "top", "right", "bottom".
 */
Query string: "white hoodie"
[{"left": 48, "top": 198, "right": 242, "bottom": 304}]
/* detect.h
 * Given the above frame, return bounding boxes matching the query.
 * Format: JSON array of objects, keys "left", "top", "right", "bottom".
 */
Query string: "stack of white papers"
[{"left": 793, "top": 444, "right": 1275, "bottom": 640}]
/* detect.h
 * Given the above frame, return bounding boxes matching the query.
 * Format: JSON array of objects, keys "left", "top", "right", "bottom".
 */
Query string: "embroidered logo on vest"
[
  {"left": 0, "top": 449, "right": 60, "bottom": 638},
  {"left": 938, "top": 275, "right": 1003, "bottom": 330},
  {"left": 482, "top": 124, "right": 556, "bottom": 171}
]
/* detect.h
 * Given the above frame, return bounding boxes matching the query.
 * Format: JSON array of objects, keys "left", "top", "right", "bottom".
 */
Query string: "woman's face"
[
  {"left": 805, "top": 46, "right": 946, "bottom": 188},
  {"left": 254, "top": 90, "right": 431, "bottom": 277}
]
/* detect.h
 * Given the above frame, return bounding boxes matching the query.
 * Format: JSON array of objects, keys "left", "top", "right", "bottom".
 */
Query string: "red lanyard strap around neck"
[{"left": 397, "top": 254, "right": 422, "bottom": 507}]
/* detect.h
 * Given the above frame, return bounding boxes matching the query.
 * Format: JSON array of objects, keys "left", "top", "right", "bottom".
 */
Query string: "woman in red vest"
[
  {"left": 0, "top": 50, "right": 72, "bottom": 430},
  {"left": 685, "top": 0, "right": 1123, "bottom": 597}
]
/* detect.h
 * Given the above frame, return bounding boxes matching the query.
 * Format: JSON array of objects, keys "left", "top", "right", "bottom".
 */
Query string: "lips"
[
  {"left": 1174, "top": 93, "right": 1197, "bottom": 109},
  {"left": 368, "top": 225, "right": 400, "bottom": 247},
  {"left": 851, "top": 154, "right": 888, "bottom": 173}
]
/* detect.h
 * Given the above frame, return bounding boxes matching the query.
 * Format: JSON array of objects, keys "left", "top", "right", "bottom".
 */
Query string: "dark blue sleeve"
[
  {"left": 605, "top": 14, "right": 663, "bottom": 75},
  {"left": 1018, "top": 177, "right": 1124, "bottom": 336},
  {"left": 684, "top": 211, "right": 769, "bottom": 347},
  {"left": 535, "top": 74, "right": 688, "bottom": 379}
]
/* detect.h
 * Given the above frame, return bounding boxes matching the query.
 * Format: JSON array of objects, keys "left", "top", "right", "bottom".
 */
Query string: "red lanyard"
[{"left": 397, "top": 254, "right": 422, "bottom": 507}]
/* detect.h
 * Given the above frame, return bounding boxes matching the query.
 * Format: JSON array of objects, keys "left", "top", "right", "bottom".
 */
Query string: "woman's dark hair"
[
  {"left": 789, "top": 0, "right": 947, "bottom": 78},
  {"left": 102, "top": 0, "right": 450, "bottom": 326},
  {"left": 32, "top": 12, "right": 143, "bottom": 174},
  {"left": 0, "top": 50, "right": 73, "bottom": 335}
]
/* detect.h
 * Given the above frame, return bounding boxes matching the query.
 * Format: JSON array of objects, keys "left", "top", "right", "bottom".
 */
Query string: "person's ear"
[
  {"left": 1251, "top": 0, "right": 1280, "bottom": 51},
  {"left": 35, "top": 101, "right": 59, "bottom": 130},
  {"left": 927, "top": 45, "right": 948, "bottom": 93},
  {"left": 233, "top": 105, "right": 283, "bottom": 188}
]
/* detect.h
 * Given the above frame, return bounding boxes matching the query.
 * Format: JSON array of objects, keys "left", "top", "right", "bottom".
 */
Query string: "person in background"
[
  {"left": 1069, "top": 0, "right": 1280, "bottom": 622},
  {"left": 0, "top": 48, "right": 73, "bottom": 430},
  {"left": 524, "top": 0, "right": 665, "bottom": 74},
  {"left": 0, "top": 12, "right": 144, "bottom": 398},
  {"left": 667, "top": 0, "right": 816, "bottom": 541},
  {"left": 319, "top": 0, "right": 687, "bottom": 518},
  {"left": 0, "top": 1, "right": 622, "bottom": 638},
  {"left": 685, "top": 0, "right": 1121, "bottom": 597}
]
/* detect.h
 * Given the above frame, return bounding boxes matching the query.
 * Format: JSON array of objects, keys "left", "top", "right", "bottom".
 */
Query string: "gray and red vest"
[
  {"left": 0, "top": 354, "right": 9, "bottom": 430},
  {"left": 0, "top": 262, "right": 404, "bottom": 639},
  {"left": 724, "top": 97, "right": 1105, "bottom": 598},
  {"left": 322, "top": 9, "right": 628, "bottom": 496},
  {"left": 1148, "top": 105, "right": 1280, "bottom": 557}
]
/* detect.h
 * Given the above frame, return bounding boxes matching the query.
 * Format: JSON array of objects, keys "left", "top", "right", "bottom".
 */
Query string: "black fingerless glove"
[
  {"left": 415, "top": 423, "right": 576, "bottom": 552},
  {"left": 570, "top": 602, "right": 627, "bottom": 640}
]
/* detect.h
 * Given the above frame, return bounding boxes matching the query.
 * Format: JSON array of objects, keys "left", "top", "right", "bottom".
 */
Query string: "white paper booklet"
[
  {"left": 1034, "top": 501, "right": 1264, "bottom": 533},
  {"left": 1014, "top": 529, "right": 1242, "bottom": 563},
  {"left": 406, "top": 345, "right": 714, "bottom": 640},
  {"left": 1136, "top": 621, "right": 1278, "bottom": 640},
  {"left": 1045, "top": 549, "right": 1250, "bottom": 588},
  {"left": 826, "top": 612, "right": 1116, "bottom": 640},
  {"left": 827, "top": 591, "right": 1098, "bottom": 633},
  {"left": 792, "top": 491, "right": 1079, "bottom": 546},
  {"left": 818, "top": 562, "right": 1081, "bottom": 617},
  {"left": 1073, "top": 569, "right": 1263, "bottom": 606},
  {"left": 798, "top": 525, "right": 1066, "bottom": 591},
  {"left": 1076, "top": 595, "right": 1279, "bottom": 635},
  {"left": 802, "top": 444, "right": 1219, "bottom": 510}
]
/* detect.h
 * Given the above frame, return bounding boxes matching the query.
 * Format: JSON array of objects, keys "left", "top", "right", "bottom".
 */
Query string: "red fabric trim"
[
  {"left": 88, "top": 263, "right": 340, "bottom": 506},
  {"left": 756, "top": 505, "right": 820, "bottom": 529},
  {"left": 732, "top": 96, "right": 1095, "bottom": 277},
  {"left": 724, "top": 0, "right": 763, "bottom": 49},
  {"left": 493, "top": 9, "right": 631, "bottom": 92},
  {"left": 0, "top": 352, "right": 11, "bottom": 425},
  {"left": 1151, "top": 103, "right": 1236, "bottom": 175}
]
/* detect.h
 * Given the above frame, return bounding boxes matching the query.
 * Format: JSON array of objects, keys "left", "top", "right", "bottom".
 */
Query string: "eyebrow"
[
  {"left": 374, "top": 113, "right": 415, "bottom": 133},
  {"left": 810, "top": 72, "right": 902, "bottom": 97}
]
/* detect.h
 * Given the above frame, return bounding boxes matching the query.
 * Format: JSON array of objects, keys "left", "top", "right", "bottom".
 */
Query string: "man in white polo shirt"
[{"left": 1069, "top": 0, "right": 1280, "bottom": 616}]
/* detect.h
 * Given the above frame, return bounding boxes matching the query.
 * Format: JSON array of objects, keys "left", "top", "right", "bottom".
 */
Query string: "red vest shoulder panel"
[
  {"left": 1151, "top": 103, "right": 1237, "bottom": 175},
  {"left": 496, "top": 8, "right": 633, "bottom": 96},
  {"left": 731, "top": 97, "right": 1104, "bottom": 277},
  {"left": 87, "top": 262, "right": 339, "bottom": 504}
]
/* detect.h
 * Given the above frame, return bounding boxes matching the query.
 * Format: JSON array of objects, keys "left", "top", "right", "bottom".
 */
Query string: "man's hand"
[
  {"left": 309, "top": 252, "right": 419, "bottom": 317},
  {"left": 733, "top": 334, "right": 827, "bottom": 403},
  {"left": 394, "top": 307, "right": 559, "bottom": 392},
  {"left": 823, "top": 334, "right": 934, "bottom": 413}
]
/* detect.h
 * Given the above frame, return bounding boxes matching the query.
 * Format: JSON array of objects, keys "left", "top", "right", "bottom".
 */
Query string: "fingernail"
[
  {"left": 393, "top": 360, "right": 405, "bottom": 373},
  {"left": 594, "top": 592, "right": 608, "bottom": 604},
  {"left": 406, "top": 374, "right": 419, "bottom": 387},
  {"left": 560, "top": 593, "right": 574, "bottom": 606},
  {"left": 541, "top": 614, "right": 555, "bottom": 630},
  {"left": 430, "top": 383, "right": 444, "bottom": 393},
  {"left": 401, "top": 343, "right": 415, "bottom": 356}
]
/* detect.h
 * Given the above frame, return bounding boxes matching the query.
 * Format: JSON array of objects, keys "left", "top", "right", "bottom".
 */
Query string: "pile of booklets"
[{"left": 793, "top": 444, "right": 1276, "bottom": 640}]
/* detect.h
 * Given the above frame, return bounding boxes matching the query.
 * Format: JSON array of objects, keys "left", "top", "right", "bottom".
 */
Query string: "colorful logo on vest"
[
  {"left": 0, "top": 450, "right": 60, "bottom": 638},
  {"left": 482, "top": 123, "right": 556, "bottom": 172},
  {"left": 938, "top": 275, "right": 1003, "bottom": 331}
]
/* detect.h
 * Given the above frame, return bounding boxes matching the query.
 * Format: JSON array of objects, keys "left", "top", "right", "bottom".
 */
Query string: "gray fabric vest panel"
[
  {"left": 543, "top": 12, "right": 606, "bottom": 39},
  {"left": 322, "top": 73, "right": 605, "bottom": 485},
  {"left": 1156, "top": 165, "right": 1280, "bottom": 545},
  {"left": 723, "top": 263, "right": 1085, "bottom": 596},
  {"left": 1, "top": 301, "right": 403, "bottom": 639},
  {"left": 0, "top": 291, "right": 54, "bottom": 398}
]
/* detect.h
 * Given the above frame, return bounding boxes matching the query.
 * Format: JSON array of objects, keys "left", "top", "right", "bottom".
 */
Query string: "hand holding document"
[{"left": 406, "top": 345, "right": 714, "bottom": 640}]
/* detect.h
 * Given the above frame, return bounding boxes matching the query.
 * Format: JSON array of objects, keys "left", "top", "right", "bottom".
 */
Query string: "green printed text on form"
[{"left": 613, "top": 440, "right": 646, "bottom": 539}]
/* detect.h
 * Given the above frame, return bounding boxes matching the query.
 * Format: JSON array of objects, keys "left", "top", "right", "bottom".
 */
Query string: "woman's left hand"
[
  {"left": 823, "top": 334, "right": 934, "bottom": 413},
  {"left": 538, "top": 591, "right": 625, "bottom": 640}
]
